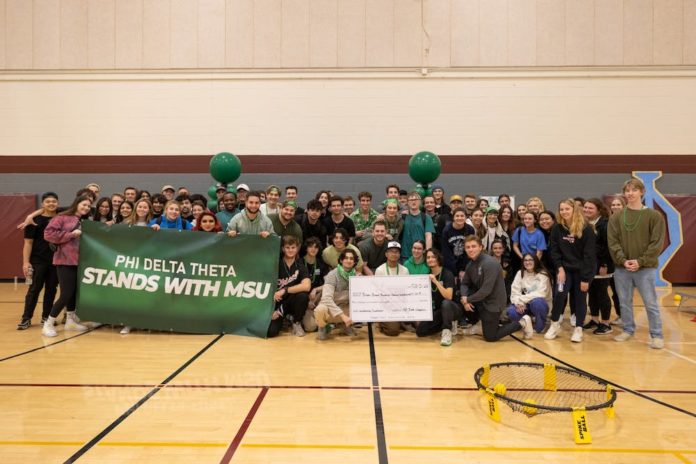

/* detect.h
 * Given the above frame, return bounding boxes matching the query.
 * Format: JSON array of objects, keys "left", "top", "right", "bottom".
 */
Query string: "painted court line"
[
  {"left": 63, "top": 334, "right": 224, "bottom": 463},
  {"left": 1, "top": 382, "right": 695, "bottom": 395},
  {"left": 219, "top": 386, "right": 268, "bottom": 464},
  {"left": 663, "top": 348, "right": 696, "bottom": 365},
  {"left": 241, "top": 443, "right": 374, "bottom": 450},
  {"left": 0, "top": 326, "right": 100, "bottom": 363},
  {"left": 390, "top": 444, "right": 695, "bottom": 462},
  {"left": 511, "top": 334, "right": 696, "bottom": 418},
  {"left": 368, "top": 323, "right": 389, "bottom": 464}
]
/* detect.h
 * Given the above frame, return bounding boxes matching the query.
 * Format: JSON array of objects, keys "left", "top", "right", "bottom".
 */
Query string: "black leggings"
[
  {"left": 50, "top": 265, "right": 77, "bottom": 318},
  {"left": 588, "top": 278, "right": 611, "bottom": 320},
  {"left": 609, "top": 277, "right": 621, "bottom": 317},
  {"left": 22, "top": 261, "right": 58, "bottom": 320},
  {"left": 417, "top": 300, "right": 464, "bottom": 337},
  {"left": 551, "top": 269, "right": 588, "bottom": 326},
  {"left": 267, "top": 292, "right": 309, "bottom": 338}
]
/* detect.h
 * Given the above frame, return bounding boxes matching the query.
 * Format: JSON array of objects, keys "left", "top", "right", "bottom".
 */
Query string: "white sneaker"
[
  {"left": 610, "top": 317, "right": 624, "bottom": 327},
  {"left": 292, "top": 322, "right": 306, "bottom": 337},
  {"left": 64, "top": 312, "right": 88, "bottom": 332},
  {"left": 42, "top": 317, "right": 57, "bottom": 337},
  {"left": 520, "top": 315, "right": 533, "bottom": 340},
  {"left": 451, "top": 320, "right": 459, "bottom": 336},
  {"left": 544, "top": 321, "right": 561, "bottom": 340},
  {"left": 649, "top": 337, "right": 664, "bottom": 349},
  {"left": 462, "top": 321, "right": 482, "bottom": 336},
  {"left": 440, "top": 328, "right": 453, "bottom": 346},
  {"left": 614, "top": 331, "right": 633, "bottom": 342},
  {"left": 120, "top": 326, "right": 131, "bottom": 335},
  {"left": 570, "top": 326, "right": 583, "bottom": 343},
  {"left": 570, "top": 314, "right": 576, "bottom": 327}
]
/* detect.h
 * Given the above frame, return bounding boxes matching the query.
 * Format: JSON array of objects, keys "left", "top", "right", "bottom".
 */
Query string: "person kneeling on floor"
[
  {"left": 506, "top": 253, "right": 552, "bottom": 337},
  {"left": 415, "top": 248, "right": 463, "bottom": 347},
  {"left": 460, "top": 235, "right": 533, "bottom": 341},
  {"left": 268, "top": 235, "right": 311, "bottom": 338},
  {"left": 315, "top": 248, "right": 359, "bottom": 340}
]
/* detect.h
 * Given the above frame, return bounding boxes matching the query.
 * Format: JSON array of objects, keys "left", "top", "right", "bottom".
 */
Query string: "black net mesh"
[{"left": 474, "top": 362, "right": 616, "bottom": 416}]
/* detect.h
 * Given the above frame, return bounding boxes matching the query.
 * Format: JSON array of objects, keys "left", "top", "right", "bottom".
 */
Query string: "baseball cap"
[
  {"left": 386, "top": 241, "right": 401, "bottom": 251},
  {"left": 432, "top": 184, "right": 444, "bottom": 192},
  {"left": 485, "top": 207, "right": 499, "bottom": 215},
  {"left": 161, "top": 184, "right": 175, "bottom": 192},
  {"left": 236, "top": 183, "right": 250, "bottom": 192},
  {"left": 449, "top": 194, "right": 463, "bottom": 203},
  {"left": 215, "top": 183, "right": 227, "bottom": 191}
]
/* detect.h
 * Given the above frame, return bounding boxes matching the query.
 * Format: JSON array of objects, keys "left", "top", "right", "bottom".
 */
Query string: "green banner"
[{"left": 77, "top": 221, "right": 278, "bottom": 337}]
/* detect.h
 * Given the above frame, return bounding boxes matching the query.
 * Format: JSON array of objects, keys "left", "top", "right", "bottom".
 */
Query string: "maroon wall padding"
[
  {"left": 2, "top": 154, "right": 696, "bottom": 174},
  {"left": 663, "top": 195, "right": 696, "bottom": 285},
  {"left": 0, "top": 194, "right": 37, "bottom": 279}
]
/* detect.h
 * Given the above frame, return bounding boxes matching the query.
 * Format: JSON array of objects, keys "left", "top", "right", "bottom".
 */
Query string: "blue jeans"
[
  {"left": 506, "top": 298, "right": 548, "bottom": 333},
  {"left": 614, "top": 267, "right": 662, "bottom": 338}
]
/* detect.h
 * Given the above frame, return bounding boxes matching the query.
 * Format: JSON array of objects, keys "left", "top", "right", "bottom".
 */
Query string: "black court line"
[
  {"left": 0, "top": 326, "right": 101, "bottom": 363},
  {"left": 368, "top": 323, "right": 389, "bottom": 464},
  {"left": 2, "top": 382, "right": 696, "bottom": 395},
  {"left": 511, "top": 334, "right": 696, "bottom": 418},
  {"left": 64, "top": 334, "right": 224, "bottom": 463}
]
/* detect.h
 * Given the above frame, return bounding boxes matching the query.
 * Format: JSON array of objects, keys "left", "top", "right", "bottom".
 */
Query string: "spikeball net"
[{"left": 474, "top": 362, "right": 617, "bottom": 444}]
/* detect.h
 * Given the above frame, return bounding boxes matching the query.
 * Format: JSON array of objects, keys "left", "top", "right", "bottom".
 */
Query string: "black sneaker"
[
  {"left": 17, "top": 319, "right": 31, "bottom": 330},
  {"left": 582, "top": 320, "right": 599, "bottom": 330},
  {"left": 593, "top": 323, "right": 613, "bottom": 335}
]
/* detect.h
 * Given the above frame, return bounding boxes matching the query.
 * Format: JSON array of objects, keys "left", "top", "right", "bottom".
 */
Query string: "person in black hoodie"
[
  {"left": 441, "top": 208, "right": 475, "bottom": 278},
  {"left": 582, "top": 198, "right": 615, "bottom": 335},
  {"left": 545, "top": 199, "right": 596, "bottom": 343}
]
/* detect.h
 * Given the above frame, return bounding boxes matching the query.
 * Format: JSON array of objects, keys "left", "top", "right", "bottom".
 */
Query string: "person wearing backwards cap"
[
  {"left": 431, "top": 185, "right": 450, "bottom": 216},
  {"left": 161, "top": 185, "right": 176, "bottom": 201},
  {"left": 236, "top": 183, "right": 250, "bottom": 209},
  {"left": 269, "top": 200, "right": 303, "bottom": 243},
  {"left": 375, "top": 241, "right": 410, "bottom": 337}
]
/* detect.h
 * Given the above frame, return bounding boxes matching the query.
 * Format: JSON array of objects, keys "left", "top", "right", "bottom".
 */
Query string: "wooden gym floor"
[{"left": 0, "top": 282, "right": 694, "bottom": 464}]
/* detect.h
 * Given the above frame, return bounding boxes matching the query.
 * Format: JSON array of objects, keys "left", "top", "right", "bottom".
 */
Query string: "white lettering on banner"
[
  {"left": 82, "top": 267, "right": 160, "bottom": 292},
  {"left": 224, "top": 281, "right": 271, "bottom": 299},
  {"left": 81, "top": 267, "right": 271, "bottom": 299},
  {"left": 349, "top": 275, "right": 433, "bottom": 323},
  {"left": 143, "top": 258, "right": 186, "bottom": 274},
  {"left": 164, "top": 277, "right": 221, "bottom": 297},
  {"left": 189, "top": 263, "right": 237, "bottom": 277},
  {"left": 114, "top": 255, "right": 140, "bottom": 269}
]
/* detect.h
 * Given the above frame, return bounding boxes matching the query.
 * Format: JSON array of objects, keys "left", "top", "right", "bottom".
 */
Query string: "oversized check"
[{"left": 348, "top": 275, "right": 433, "bottom": 322}]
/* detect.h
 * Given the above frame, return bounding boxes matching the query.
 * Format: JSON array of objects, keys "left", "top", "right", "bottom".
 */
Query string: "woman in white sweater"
[{"left": 505, "top": 253, "right": 552, "bottom": 336}]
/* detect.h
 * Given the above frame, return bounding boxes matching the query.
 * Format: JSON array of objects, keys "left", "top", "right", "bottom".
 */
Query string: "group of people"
[{"left": 18, "top": 178, "right": 666, "bottom": 349}]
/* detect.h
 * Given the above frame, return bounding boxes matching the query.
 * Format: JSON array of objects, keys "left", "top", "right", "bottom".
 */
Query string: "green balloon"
[
  {"left": 208, "top": 185, "right": 218, "bottom": 199},
  {"left": 209, "top": 152, "right": 242, "bottom": 184},
  {"left": 207, "top": 199, "right": 219, "bottom": 211},
  {"left": 415, "top": 184, "right": 432, "bottom": 198},
  {"left": 408, "top": 151, "right": 441, "bottom": 185}
]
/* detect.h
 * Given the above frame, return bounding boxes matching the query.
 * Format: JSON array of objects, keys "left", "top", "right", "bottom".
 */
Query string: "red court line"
[
  {"left": 1, "top": 382, "right": 695, "bottom": 394},
  {"left": 219, "top": 387, "right": 268, "bottom": 464}
]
